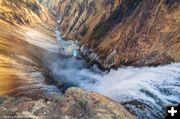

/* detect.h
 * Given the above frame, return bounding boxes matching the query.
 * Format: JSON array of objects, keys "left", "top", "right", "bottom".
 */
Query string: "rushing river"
[
  {"left": 38, "top": 27, "right": 180, "bottom": 119},
  {"left": 0, "top": 19, "right": 178, "bottom": 119}
]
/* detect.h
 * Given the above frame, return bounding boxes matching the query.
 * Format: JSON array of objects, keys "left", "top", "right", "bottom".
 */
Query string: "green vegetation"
[
  {"left": 111, "top": 7, "right": 121, "bottom": 21},
  {"left": 91, "top": 7, "right": 120, "bottom": 40},
  {"left": 90, "top": 0, "right": 141, "bottom": 40},
  {"left": 91, "top": 21, "right": 110, "bottom": 40},
  {"left": 80, "top": 25, "right": 88, "bottom": 36},
  {"left": 78, "top": 96, "right": 88, "bottom": 108},
  {"left": 0, "top": 97, "right": 6, "bottom": 105},
  {"left": 0, "top": 100, "right": 3, "bottom": 105}
]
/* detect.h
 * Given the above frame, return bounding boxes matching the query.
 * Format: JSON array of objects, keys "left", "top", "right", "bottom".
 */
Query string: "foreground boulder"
[{"left": 0, "top": 87, "right": 134, "bottom": 119}]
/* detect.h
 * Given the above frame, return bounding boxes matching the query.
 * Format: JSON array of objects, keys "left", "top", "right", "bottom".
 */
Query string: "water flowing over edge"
[{"left": 40, "top": 27, "right": 180, "bottom": 119}]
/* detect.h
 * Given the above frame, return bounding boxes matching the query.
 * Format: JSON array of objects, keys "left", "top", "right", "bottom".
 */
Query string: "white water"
[
  {"left": 91, "top": 64, "right": 180, "bottom": 102},
  {"left": 86, "top": 64, "right": 180, "bottom": 119},
  {"left": 42, "top": 27, "right": 180, "bottom": 119}
]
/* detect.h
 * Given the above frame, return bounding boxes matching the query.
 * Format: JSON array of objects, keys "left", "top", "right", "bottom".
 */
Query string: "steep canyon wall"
[{"left": 58, "top": 0, "right": 180, "bottom": 68}]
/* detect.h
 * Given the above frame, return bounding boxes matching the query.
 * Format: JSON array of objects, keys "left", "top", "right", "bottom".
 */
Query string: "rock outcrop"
[
  {"left": 0, "top": 0, "right": 53, "bottom": 25},
  {"left": 0, "top": 0, "right": 56, "bottom": 96},
  {"left": 58, "top": 0, "right": 180, "bottom": 68},
  {"left": 0, "top": 87, "right": 134, "bottom": 119},
  {"left": 38, "top": 0, "right": 60, "bottom": 10},
  {"left": 58, "top": 0, "right": 120, "bottom": 39},
  {"left": 0, "top": 1, "right": 134, "bottom": 118}
]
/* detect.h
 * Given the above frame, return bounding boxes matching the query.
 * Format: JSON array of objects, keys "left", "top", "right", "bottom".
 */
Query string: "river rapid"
[{"left": 37, "top": 27, "right": 180, "bottom": 119}]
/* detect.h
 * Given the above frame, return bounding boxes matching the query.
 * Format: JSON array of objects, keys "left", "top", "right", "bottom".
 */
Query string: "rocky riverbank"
[
  {"left": 0, "top": 88, "right": 134, "bottom": 119},
  {"left": 0, "top": 0, "right": 135, "bottom": 118}
]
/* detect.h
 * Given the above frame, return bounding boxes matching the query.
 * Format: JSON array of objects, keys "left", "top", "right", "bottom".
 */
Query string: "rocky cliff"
[
  {"left": 38, "top": 0, "right": 60, "bottom": 10},
  {"left": 0, "top": 1, "right": 134, "bottom": 118},
  {"left": 58, "top": 0, "right": 120, "bottom": 39},
  {"left": 58, "top": 0, "right": 180, "bottom": 68},
  {"left": 0, "top": 0, "right": 53, "bottom": 25},
  {"left": 0, "top": 0, "right": 56, "bottom": 96}
]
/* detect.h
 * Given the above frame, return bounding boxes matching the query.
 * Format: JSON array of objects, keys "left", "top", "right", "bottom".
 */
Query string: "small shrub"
[
  {"left": 90, "top": 7, "right": 120, "bottom": 40},
  {"left": 0, "top": 97, "right": 6, "bottom": 105},
  {"left": 0, "top": 100, "right": 3, "bottom": 105},
  {"left": 80, "top": 25, "right": 88, "bottom": 36},
  {"left": 78, "top": 96, "right": 88, "bottom": 108},
  {"left": 110, "top": 7, "right": 120, "bottom": 20},
  {"left": 91, "top": 21, "right": 110, "bottom": 40}
]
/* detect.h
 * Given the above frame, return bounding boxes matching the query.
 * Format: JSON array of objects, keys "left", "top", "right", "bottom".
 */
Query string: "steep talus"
[
  {"left": 38, "top": 0, "right": 60, "bottom": 10},
  {"left": 58, "top": 0, "right": 120, "bottom": 40},
  {"left": 0, "top": 0, "right": 53, "bottom": 25},
  {"left": 0, "top": 1, "right": 134, "bottom": 118},
  {"left": 0, "top": 0, "right": 56, "bottom": 96},
  {"left": 58, "top": 0, "right": 180, "bottom": 68}
]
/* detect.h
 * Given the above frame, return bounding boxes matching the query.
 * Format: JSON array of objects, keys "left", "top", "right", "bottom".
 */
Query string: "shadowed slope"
[{"left": 58, "top": 0, "right": 180, "bottom": 68}]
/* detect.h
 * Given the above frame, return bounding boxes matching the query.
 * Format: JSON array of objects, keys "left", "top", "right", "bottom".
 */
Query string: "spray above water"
[
  {"left": 87, "top": 63, "right": 180, "bottom": 118},
  {"left": 54, "top": 27, "right": 79, "bottom": 56},
  {"left": 43, "top": 27, "right": 180, "bottom": 119}
]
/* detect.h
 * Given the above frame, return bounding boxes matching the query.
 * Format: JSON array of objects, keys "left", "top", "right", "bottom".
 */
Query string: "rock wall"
[
  {"left": 0, "top": 0, "right": 53, "bottom": 26},
  {"left": 58, "top": 0, "right": 180, "bottom": 68},
  {"left": 58, "top": 0, "right": 120, "bottom": 40},
  {"left": 0, "top": 1, "right": 134, "bottom": 118},
  {"left": 0, "top": 0, "right": 56, "bottom": 96},
  {"left": 38, "top": 0, "right": 60, "bottom": 10}
]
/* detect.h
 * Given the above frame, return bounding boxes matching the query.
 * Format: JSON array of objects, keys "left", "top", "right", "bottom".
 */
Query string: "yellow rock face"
[
  {"left": 0, "top": 0, "right": 55, "bottom": 96},
  {"left": 58, "top": 0, "right": 120, "bottom": 40},
  {"left": 58, "top": 0, "right": 180, "bottom": 68},
  {"left": 0, "top": 0, "right": 54, "bottom": 26},
  {"left": 38, "top": 0, "right": 60, "bottom": 10},
  {"left": 0, "top": 1, "right": 135, "bottom": 118}
]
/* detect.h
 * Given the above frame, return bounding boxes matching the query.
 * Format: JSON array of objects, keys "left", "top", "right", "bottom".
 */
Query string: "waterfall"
[{"left": 42, "top": 27, "right": 180, "bottom": 119}]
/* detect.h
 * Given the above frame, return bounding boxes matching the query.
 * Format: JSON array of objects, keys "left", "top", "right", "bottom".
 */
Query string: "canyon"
[
  {"left": 0, "top": 0, "right": 180, "bottom": 119},
  {"left": 58, "top": 0, "right": 180, "bottom": 68},
  {"left": 0, "top": 0, "right": 56, "bottom": 96},
  {"left": 0, "top": 0, "right": 134, "bottom": 119},
  {"left": 38, "top": 0, "right": 59, "bottom": 10}
]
